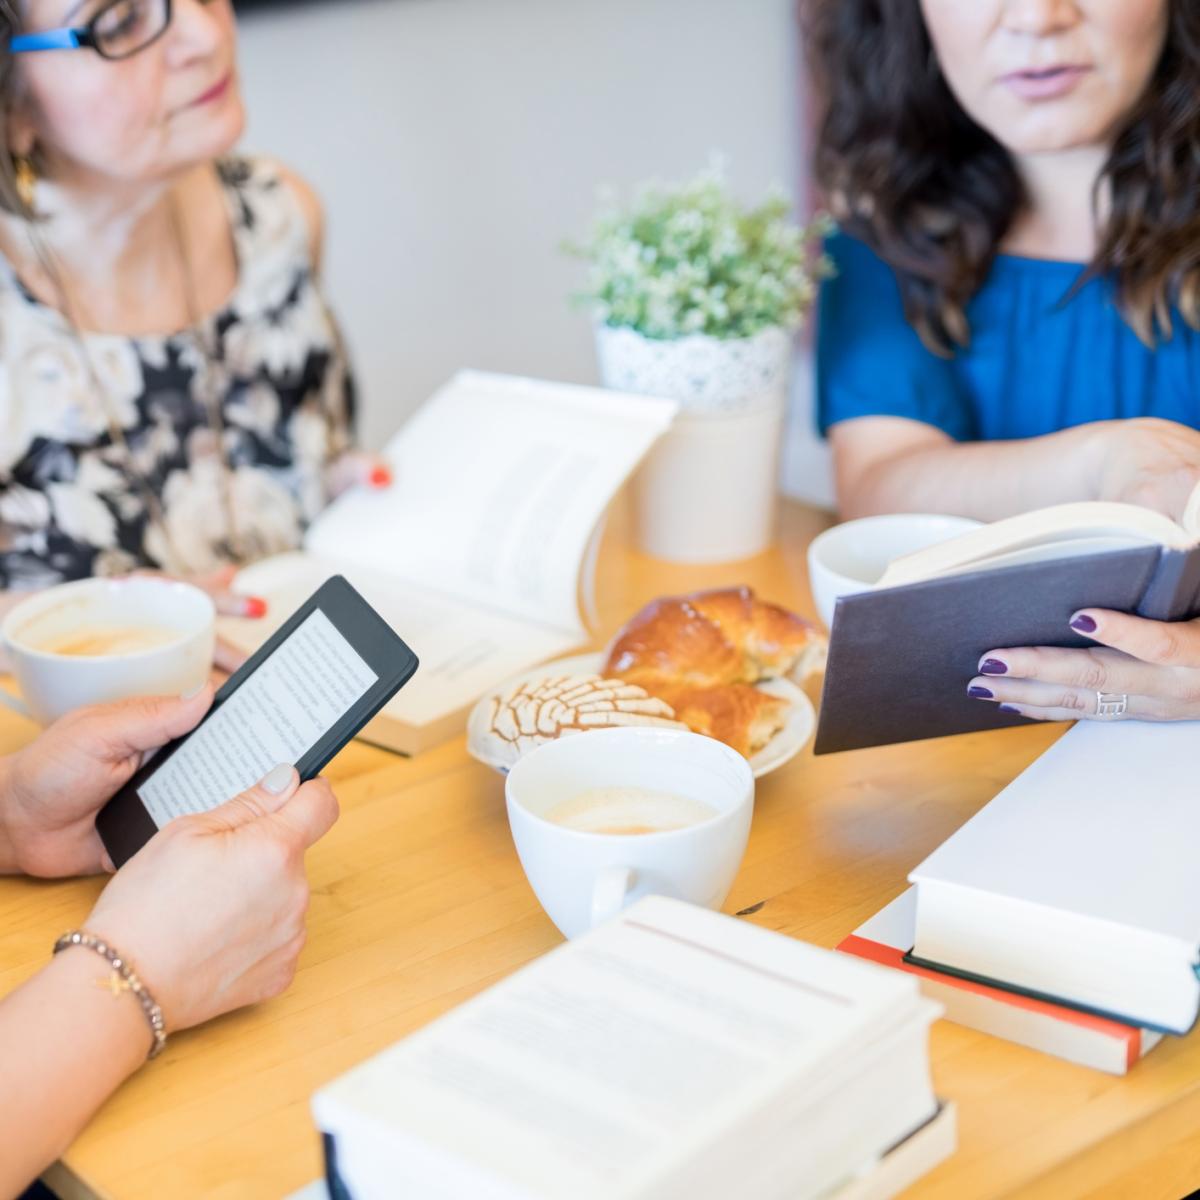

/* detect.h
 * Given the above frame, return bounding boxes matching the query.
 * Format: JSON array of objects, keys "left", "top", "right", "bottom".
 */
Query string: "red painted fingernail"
[
  {"left": 980, "top": 658, "right": 1008, "bottom": 675},
  {"left": 244, "top": 596, "right": 268, "bottom": 619},
  {"left": 1070, "top": 614, "right": 1097, "bottom": 634},
  {"left": 369, "top": 465, "right": 393, "bottom": 488}
]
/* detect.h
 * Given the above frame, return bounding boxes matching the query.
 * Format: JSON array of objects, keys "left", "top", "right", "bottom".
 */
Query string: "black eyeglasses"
[{"left": 11, "top": 0, "right": 173, "bottom": 61}]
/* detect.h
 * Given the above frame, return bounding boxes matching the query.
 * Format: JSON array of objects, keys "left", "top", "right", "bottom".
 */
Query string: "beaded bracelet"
[{"left": 53, "top": 930, "right": 167, "bottom": 1060}]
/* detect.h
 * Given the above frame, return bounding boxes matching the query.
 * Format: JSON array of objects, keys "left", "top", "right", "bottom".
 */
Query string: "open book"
[
  {"left": 816, "top": 492, "right": 1200, "bottom": 753},
  {"left": 877, "top": 494, "right": 1200, "bottom": 595},
  {"left": 221, "top": 372, "right": 676, "bottom": 754},
  {"left": 907, "top": 719, "right": 1200, "bottom": 1035}
]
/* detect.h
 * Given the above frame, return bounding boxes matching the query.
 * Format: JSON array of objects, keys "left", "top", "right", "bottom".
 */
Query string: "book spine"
[
  {"left": 1137, "top": 546, "right": 1200, "bottom": 621},
  {"left": 838, "top": 935, "right": 1144, "bottom": 1072},
  {"left": 323, "top": 1133, "right": 355, "bottom": 1200}
]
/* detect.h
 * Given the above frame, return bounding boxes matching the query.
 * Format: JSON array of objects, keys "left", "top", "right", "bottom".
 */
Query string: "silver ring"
[{"left": 1096, "top": 692, "right": 1128, "bottom": 719}]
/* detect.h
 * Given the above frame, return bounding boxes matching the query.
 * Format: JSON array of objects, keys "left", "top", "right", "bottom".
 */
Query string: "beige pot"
[{"left": 596, "top": 325, "right": 791, "bottom": 563}]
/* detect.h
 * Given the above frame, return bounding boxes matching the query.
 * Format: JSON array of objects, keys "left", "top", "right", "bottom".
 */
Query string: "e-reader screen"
[
  {"left": 139, "top": 609, "right": 377, "bottom": 825},
  {"left": 97, "top": 575, "right": 418, "bottom": 866}
]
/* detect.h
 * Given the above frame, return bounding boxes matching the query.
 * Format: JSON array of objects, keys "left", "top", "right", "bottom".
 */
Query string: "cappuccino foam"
[
  {"left": 545, "top": 787, "right": 719, "bottom": 836},
  {"left": 31, "top": 624, "right": 184, "bottom": 658}
]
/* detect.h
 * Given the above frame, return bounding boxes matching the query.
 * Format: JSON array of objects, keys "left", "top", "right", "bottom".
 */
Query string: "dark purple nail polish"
[
  {"left": 980, "top": 658, "right": 1008, "bottom": 675},
  {"left": 968, "top": 685, "right": 993, "bottom": 699},
  {"left": 998, "top": 704, "right": 1021, "bottom": 714},
  {"left": 1070, "top": 614, "right": 1098, "bottom": 634}
]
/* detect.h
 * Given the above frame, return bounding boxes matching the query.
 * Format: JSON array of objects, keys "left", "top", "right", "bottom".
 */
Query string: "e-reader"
[{"left": 96, "top": 575, "right": 419, "bottom": 868}]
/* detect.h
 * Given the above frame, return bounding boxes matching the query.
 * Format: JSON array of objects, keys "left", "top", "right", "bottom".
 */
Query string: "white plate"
[{"left": 467, "top": 652, "right": 815, "bottom": 779}]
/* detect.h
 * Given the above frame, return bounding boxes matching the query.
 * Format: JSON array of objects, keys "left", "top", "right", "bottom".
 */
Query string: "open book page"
[
  {"left": 303, "top": 372, "right": 677, "bottom": 634},
  {"left": 313, "top": 897, "right": 935, "bottom": 1200},
  {"left": 877, "top": 501, "right": 1189, "bottom": 590},
  {"left": 227, "top": 553, "right": 583, "bottom": 729},
  {"left": 1183, "top": 479, "right": 1200, "bottom": 540}
]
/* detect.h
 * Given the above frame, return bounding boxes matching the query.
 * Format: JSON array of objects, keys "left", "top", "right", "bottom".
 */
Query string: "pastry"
[
  {"left": 643, "top": 681, "right": 792, "bottom": 759},
  {"left": 469, "top": 674, "right": 686, "bottom": 771},
  {"left": 605, "top": 586, "right": 825, "bottom": 689},
  {"left": 602, "top": 587, "right": 825, "bottom": 756}
]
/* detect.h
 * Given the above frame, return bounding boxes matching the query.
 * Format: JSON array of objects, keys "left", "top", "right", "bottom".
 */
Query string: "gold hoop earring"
[{"left": 14, "top": 155, "right": 36, "bottom": 211}]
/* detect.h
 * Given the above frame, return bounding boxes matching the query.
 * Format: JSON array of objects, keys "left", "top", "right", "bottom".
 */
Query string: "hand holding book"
[
  {"left": 968, "top": 605, "right": 1200, "bottom": 723},
  {"left": 816, "top": 477, "right": 1200, "bottom": 753},
  {"left": 959, "top": 475, "right": 1200, "bottom": 725}
]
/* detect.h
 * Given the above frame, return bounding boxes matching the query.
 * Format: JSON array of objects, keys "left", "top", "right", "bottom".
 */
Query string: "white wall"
[{"left": 237, "top": 0, "right": 832, "bottom": 505}]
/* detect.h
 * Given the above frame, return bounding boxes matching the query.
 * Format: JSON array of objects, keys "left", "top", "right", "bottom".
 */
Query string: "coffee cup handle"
[
  {"left": 0, "top": 689, "right": 31, "bottom": 720},
  {"left": 591, "top": 865, "right": 636, "bottom": 929}
]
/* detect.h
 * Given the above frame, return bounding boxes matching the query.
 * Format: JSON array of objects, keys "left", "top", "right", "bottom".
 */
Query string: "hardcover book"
[
  {"left": 907, "top": 720, "right": 1200, "bottom": 1035},
  {"left": 815, "top": 495, "right": 1200, "bottom": 754},
  {"left": 837, "top": 887, "right": 1161, "bottom": 1074}
]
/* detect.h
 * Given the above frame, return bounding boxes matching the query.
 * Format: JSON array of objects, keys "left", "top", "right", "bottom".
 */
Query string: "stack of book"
[
  {"left": 313, "top": 896, "right": 954, "bottom": 1200},
  {"left": 839, "top": 887, "right": 1161, "bottom": 1074},
  {"left": 841, "top": 718, "right": 1199, "bottom": 1070}
]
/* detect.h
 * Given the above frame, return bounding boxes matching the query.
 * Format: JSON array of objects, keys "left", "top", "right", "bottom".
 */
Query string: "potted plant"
[{"left": 569, "top": 162, "right": 832, "bottom": 563}]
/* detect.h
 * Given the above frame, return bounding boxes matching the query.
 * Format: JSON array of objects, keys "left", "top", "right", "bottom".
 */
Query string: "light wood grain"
[{"left": 2, "top": 500, "right": 1197, "bottom": 1199}]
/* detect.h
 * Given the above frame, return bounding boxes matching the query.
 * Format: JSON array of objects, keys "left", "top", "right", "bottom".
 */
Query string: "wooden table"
[{"left": 2, "top": 500, "right": 1198, "bottom": 1200}]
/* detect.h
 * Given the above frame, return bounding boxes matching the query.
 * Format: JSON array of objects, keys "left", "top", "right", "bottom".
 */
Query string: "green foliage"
[{"left": 567, "top": 162, "right": 834, "bottom": 341}]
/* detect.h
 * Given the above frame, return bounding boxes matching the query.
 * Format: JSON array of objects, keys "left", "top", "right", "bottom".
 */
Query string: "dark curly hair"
[{"left": 805, "top": 0, "right": 1200, "bottom": 353}]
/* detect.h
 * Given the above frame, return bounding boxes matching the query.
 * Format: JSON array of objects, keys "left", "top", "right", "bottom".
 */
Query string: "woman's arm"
[
  {"left": 0, "top": 697, "right": 339, "bottom": 1193},
  {"left": 0, "top": 766, "right": 337, "bottom": 1193},
  {"left": 831, "top": 415, "right": 1200, "bottom": 523},
  {"left": 830, "top": 416, "right": 1109, "bottom": 520},
  {"left": 0, "top": 948, "right": 150, "bottom": 1198}
]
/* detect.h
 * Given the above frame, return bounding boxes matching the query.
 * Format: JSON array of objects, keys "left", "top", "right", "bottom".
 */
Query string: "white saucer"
[{"left": 467, "top": 652, "right": 815, "bottom": 779}]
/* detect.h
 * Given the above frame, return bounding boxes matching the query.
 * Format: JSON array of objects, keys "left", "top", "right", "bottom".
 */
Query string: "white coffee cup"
[
  {"left": 807, "top": 513, "right": 983, "bottom": 630},
  {"left": 1, "top": 577, "right": 215, "bottom": 724},
  {"left": 506, "top": 727, "right": 754, "bottom": 939}
]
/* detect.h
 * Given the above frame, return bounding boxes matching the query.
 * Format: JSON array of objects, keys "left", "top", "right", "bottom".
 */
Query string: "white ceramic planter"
[
  {"left": 595, "top": 324, "right": 793, "bottom": 563},
  {"left": 595, "top": 324, "right": 792, "bottom": 416}
]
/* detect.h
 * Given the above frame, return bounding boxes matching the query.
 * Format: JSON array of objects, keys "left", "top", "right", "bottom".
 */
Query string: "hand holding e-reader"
[{"left": 97, "top": 576, "right": 419, "bottom": 868}]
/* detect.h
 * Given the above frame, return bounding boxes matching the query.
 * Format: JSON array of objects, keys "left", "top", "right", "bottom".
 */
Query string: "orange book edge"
[{"left": 838, "top": 933, "right": 1143, "bottom": 1072}]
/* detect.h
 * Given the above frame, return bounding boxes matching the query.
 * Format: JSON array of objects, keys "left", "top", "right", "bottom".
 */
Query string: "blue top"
[{"left": 816, "top": 232, "right": 1200, "bottom": 440}]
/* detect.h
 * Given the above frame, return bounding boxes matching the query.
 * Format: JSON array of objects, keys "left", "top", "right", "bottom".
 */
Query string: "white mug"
[
  {"left": 1, "top": 577, "right": 215, "bottom": 724},
  {"left": 506, "top": 727, "right": 754, "bottom": 939},
  {"left": 806, "top": 512, "right": 983, "bottom": 630}
]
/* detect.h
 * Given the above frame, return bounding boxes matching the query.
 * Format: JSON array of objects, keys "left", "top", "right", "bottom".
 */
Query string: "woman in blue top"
[{"left": 809, "top": 0, "right": 1200, "bottom": 725}]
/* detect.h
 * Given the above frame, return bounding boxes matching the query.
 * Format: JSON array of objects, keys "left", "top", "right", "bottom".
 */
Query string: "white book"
[
  {"left": 313, "top": 896, "right": 941, "bottom": 1200},
  {"left": 220, "top": 371, "right": 676, "bottom": 753},
  {"left": 909, "top": 720, "right": 1200, "bottom": 1034},
  {"left": 827, "top": 1103, "right": 956, "bottom": 1200},
  {"left": 294, "top": 1105, "right": 957, "bottom": 1200},
  {"left": 839, "top": 888, "right": 1162, "bottom": 1074}
]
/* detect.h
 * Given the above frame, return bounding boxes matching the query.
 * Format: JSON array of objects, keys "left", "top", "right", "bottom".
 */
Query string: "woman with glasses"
[
  {"left": 0, "top": 0, "right": 386, "bottom": 644},
  {"left": 0, "top": 5, "right": 355, "bottom": 1195},
  {"left": 808, "top": 0, "right": 1200, "bottom": 726}
]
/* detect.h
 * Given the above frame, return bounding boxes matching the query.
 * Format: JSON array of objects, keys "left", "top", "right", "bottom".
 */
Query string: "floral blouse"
[{"left": 0, "top": 156, "right": 356, "bottom": 590}]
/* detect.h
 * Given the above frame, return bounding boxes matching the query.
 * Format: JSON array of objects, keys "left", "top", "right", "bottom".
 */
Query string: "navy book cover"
[{"left": 814, "top": 544, "right": 1200, "bottom": 754}]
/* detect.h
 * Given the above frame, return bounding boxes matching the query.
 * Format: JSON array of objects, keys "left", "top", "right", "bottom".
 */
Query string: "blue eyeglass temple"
[{"left": 10, "top": 28, "right": 90, "bottom": 53}]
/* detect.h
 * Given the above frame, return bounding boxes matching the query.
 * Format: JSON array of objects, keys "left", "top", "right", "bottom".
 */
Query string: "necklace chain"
[{"left": 25, "top": 190, "right": 242, "bottom": 575}]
